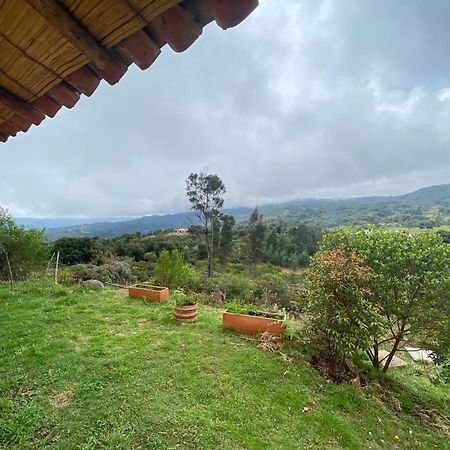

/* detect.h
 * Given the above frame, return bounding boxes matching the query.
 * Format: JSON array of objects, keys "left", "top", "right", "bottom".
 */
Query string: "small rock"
[
  {"left": 404, "top": 347, "right": 435, "bottom": 363},
  {"left": 82, "top": 279, "right": 104, "bottom": 290},
  {"left": 209, "top": 288, "right": 226, "bottom": 301},
  {"left": 351, "top": 376, "right": 362, "bottom": 388}
]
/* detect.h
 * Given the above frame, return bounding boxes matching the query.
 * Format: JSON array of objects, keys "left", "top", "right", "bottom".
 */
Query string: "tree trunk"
[
  {"left": 382, "top": 334, "right": 403, "bottom": 373},
  {"left": 3, "top": 249, "right": 13, "bottom": 286},
  {"left": 209, "top": 223, "right": 214, "bottom": 278},
  {"left": 373, "top": 342, "right": 379, "bottom": 369},
  {"left": 205, "top": 219, "right": 213, "bottom": 278},
  {"left": 367, "top": 343, "right": 380, "bottom": 369}
]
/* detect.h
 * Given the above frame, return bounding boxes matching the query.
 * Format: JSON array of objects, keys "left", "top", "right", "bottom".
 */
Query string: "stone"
[
  {"left": 404, "top": 347, "right": 435, "bottom": 363},
  {"left": 82, "top": 279, "right": 104, "bottom": 290},
  {"left": 209, "top": 288, "right": 225, "bottom": 302},
  {"left": 378, "top": 350, "right": 408, "bottom": 368}
]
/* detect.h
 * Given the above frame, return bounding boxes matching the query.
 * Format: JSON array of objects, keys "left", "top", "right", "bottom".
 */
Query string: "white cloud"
[{"left": 1, "top": 0, "right": 449, "bottom": 217}]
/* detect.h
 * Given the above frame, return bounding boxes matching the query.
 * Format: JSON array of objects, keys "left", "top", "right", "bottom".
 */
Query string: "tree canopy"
[
  {"left": 186, "top": 170, "right": 226, "bottom": 277},
  {"left": 307, "top": 227, "right": 450, "bottom": 372},
  {"left": 0, "top": 208, "right": 47, "bottom": 281}
]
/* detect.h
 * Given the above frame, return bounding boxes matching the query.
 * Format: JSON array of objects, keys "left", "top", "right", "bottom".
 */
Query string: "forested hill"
[
  {"left": 41, "top": 183, "right": 449, "bottom": 240},
  {"left": 44, "top": 208, "right": 252, "bottom": 241},
  {"left": 257, "top": 183, "right": 450, "bottom": 228}
]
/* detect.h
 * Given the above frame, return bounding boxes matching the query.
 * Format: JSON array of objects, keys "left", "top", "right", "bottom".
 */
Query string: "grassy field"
[{"left": 0, "top": 281, "right": 449, "bottom": 449}]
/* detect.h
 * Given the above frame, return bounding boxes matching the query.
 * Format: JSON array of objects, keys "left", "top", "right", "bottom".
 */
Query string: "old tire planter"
[{"left": 174, "top": 304, "right": 198, "bottom": 323}]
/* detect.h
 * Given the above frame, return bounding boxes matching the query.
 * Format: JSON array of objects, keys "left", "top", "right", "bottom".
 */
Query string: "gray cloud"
[{"left": 1, "top": 0, "right": 449, "bottom": 217}]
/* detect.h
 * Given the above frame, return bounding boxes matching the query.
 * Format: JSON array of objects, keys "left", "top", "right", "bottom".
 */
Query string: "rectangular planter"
[
  {"left": 128, "top": 284, "right": 169, "bottom": 303},
  {"left": 223, "top": 311, "right": 286, "bottom": 334}
]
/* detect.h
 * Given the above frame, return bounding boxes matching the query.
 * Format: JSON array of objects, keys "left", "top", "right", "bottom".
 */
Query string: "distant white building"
[{"left": 175, "top": 228, "right": 189, "bottom": 236}]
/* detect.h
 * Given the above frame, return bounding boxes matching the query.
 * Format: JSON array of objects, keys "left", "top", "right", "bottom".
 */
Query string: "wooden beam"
[
  {"left": 33, "top": 95, "right": 62, "bottom": 118},
  {"left": 189, "top": 0, "right": 214, "bottom": 26},
  {"left": 150, "top": 5, "right": 202, "bottom": 53},
  {"left": 46, "top": 82, "right": 80, "bottom": 109},
  {"left": 209, "top": 0, "right": 259, "bottom": 30},
  {"left": 0, "top": 121, "right": 17, "bottom": 137},
  {"left": 65, "top": 66, "right": 101, "bottom": 97},
  {"left": 0, "top": 87, "right": 44, "bottom": 125},
  {"left": 9, "top": 114, "right": 32, "bottom": 133},
  {"left": 117, "top": 30, "right": 161, "bottom": 70},
  {"left": 24, "top": 0, "right": 127, "bottom": 84}
]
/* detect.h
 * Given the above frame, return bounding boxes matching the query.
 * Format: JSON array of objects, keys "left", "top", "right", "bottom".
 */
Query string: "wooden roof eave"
[{"left": 0, "top": 0, "right": 259, "bottom": 143}]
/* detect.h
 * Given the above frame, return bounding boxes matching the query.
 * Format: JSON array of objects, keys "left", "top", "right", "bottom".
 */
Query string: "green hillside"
[
  {"left": 41, "top": 184, "right": 450, "bottom": 240},
  {"left": 256, "top": 183, "right": 450, "bottom": 228},
  {"left": 1, "top": 281, "right": 449, "bottom": 449}
]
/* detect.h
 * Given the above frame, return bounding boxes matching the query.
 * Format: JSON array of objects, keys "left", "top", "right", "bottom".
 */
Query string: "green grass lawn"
[{"left": 0, "top": 281, "right": 448, "bottom": 449}]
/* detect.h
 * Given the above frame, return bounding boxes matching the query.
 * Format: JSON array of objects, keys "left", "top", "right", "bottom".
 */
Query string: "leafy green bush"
[
  {"left": 181, "top": 264, "right": 206, "bottom": 292},
  {"left": 107, "top": 261, "right": 133, "bottom": 284},
  {"left": 223, "top": 262, "right": 245, "bottom": 274},
  {"left": 154, "top": 250, "right": 188, "bottom": 288},
  {"left": 70, "top": 264, "right": 108, "bottom": 282},
  {"left": 130, "top": 260, "right": 153, "bottom": 282},
  {"left": 171, "top": 289, "right": 196, "bottom": 306},
  {"left": 225, "top": 302, "right": 283, "bottom": 317},
  {"left": 321, "top": 227, "right": 450, "bottom": 372},
  {"left": 52, "top": 237, "right": 99, "bottom": 265},
  {"left": 214, "top": 273, "right": 254, "bottom": 302},
  {"left": 256, "top": 263, "right": 283, "bottom": 276},
  {"left": 0, "top": 209, "right": 47, "bottom": 281},
  {"left": 252, "top": 273, "right": 292, "bottom": 309},
  {"left": 303, "top": 245, "right": 383, "bottom": 376},
  {"left": 69, "top": 261, "right": 133, "bottom": 285}
]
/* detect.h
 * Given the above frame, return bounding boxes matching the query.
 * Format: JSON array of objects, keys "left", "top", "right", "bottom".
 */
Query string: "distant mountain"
[
  {"left": 32, "top": 183, "right": 449, "bottom": 241},
  {"left": 255, "top": 183, "right": 450, "bottom": 228},
  {"left": 261, "top": 183, "right": 450, "bottom": 209},
  {"left": 16, "top": 217, "right": 132, "bottom": 229},
  {"left": 399, "top": 183, "right": 450, "bottom": 204},
  {"left": 44, "top": 208, "right": 251, "bottom": 241}
]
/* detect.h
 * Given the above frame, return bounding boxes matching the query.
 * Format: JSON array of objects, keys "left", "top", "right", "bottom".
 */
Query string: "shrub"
[
  {"left": 183, "top": 266, "right": 206, "bottom": 292},
  {"left": 171, "top": 289, "right": 196, "bottom": 306},
  {"left": 0, "top": 209, "right": 47, "bottom": 281},
  {"left": 70, "top": 264, "right": 109, "bottom": 283},
  {"left": 303, "top": 245, "right": 383, "bottom": 376},
  {"left": 69, "top": 261, "right": 133, "bottom": 285},
  {"left": 154, "top": 250, "right": 194, "bottom": 289},
  {"left": 214, "top": 273, "right": 254, "bottom": 302},
  {"left": 107, "top": 261, "right": 133, "bottom": 284},
  {"left": 52, "top": 237, "right": 98, "bottom": 265},
  {"left": 321, "top": 228, "right": 450, "bottom": 372},
  {"left": 252, "top": 273, "right": 292, "bottom": 309},
  {"left": 130, "top": 260, "right": 153, "bottom": 282},
  {"left": 256, "top": 263, "right": 282, "bottom": 276},
  {"left": 223, "top": 262, "right": 245, "bottom": 274}
]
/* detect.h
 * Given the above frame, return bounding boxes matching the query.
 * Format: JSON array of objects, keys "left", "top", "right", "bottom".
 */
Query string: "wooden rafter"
[
  {"left": 0, "top": 87, "right": 44, "bottom": 125},
  {"left": 0, "top": 0, "right": 259, "bottom": 143},
  {"left": 24, "top": 0, "right": 126, "bottom": 84}
]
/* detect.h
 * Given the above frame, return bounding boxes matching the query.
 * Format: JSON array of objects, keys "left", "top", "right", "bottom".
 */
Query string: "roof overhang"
[{"left": 0, "top": 0, "right": 258, "bottom": 143}]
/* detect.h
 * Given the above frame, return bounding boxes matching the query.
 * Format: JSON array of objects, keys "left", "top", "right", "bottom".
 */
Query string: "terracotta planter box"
[
  {"left": 174, "top": 304, "right": 198, "bottom": 323},
  {"left": 223, "top": 311, "right": 286, "bottom": 334},
  {"left": 128, "top": 284, "right": 169, "bottom": 303}
]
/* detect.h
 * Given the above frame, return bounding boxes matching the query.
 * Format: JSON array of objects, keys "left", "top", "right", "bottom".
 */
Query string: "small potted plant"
[
  {"left": 223, "top": 302, "right": 285, "bottom": 334},
  {"left": 128, "top": 284, "right": 169, "bottom": 303},
  {"left": 172, "top": 289, "right": 198, "bottom": 323}
]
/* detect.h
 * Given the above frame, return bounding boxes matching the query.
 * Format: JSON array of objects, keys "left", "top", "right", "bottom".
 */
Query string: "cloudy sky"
[{"left": 1, "top": 0, "right": 450, "bottom": 218}]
